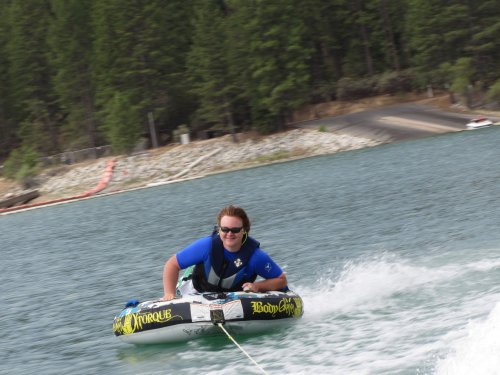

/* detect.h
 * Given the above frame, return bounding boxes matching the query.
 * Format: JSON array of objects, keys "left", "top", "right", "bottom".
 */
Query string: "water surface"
[{"left": 2, "top": 127, "right": 500, "bottom": 374}]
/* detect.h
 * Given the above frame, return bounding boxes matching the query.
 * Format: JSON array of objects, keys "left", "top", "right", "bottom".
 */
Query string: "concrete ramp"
[{"left": 378, "top": 116, "right": 462, "bottom": 134}]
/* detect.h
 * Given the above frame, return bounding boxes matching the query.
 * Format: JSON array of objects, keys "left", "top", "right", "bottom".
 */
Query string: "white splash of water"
[
  {"left": 198, "top": 252, "right": 500, "bottom": 375},
  {"left": 435, "top": 301, "right": 500, "bottom": 375},
  {"left": 284, "top": 253, "right": 500, "bottom": 374},
  {"left": 296, "top": 254, "right": 462, "bottom": 317},
  {"left": 465, "top": 258, "right": 500, "bottom": 272}
]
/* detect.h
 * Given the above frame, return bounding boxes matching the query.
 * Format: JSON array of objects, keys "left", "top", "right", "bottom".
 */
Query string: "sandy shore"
[{"left": 0, "top": 128, "right": 382, "bottom": 204}]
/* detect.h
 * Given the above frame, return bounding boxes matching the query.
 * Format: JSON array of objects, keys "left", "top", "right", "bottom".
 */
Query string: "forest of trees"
[{"left": 1, "top": 0, "right": 500, "bottom": 180}]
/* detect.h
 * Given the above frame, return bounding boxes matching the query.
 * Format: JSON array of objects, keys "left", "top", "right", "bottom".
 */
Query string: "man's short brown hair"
[{"left": 216, "top": 205, "right": 251, "bottom": 232}]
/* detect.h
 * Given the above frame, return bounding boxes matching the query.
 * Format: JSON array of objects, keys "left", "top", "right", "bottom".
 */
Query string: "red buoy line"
[{"left": 0, "top": 159, "right": 117, "bottom": 214}]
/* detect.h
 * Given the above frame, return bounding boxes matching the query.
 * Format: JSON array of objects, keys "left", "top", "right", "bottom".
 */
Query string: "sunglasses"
[{"left": 219, "top": 226, "right": 243, "bottom": 234}]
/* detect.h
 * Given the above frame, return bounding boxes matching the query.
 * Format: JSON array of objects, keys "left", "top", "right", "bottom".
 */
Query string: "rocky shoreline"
[{"left": 1, "top": 128, "right": 382, "bottom": 204}]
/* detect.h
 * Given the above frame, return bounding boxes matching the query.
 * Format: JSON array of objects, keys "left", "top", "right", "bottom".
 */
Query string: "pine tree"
[
  {"left": 48, "top": 0, "right": 99, "bottom": 150},
  {"left": 0, "top": 1, "right": 15, "bottom": 159},
  {"left": 406, "top": 0, "right": 470, "bottom": 85},
  {"left": 92, "top": 0, "right": 194, "bottom": 150},
  {"left": 467, "top": 0, "right": 500, "bottom": 85},
  {"left": 186, "top": 1, "right": 236, "bottom": 133},
  {"left": 104, "top": 93, "right": 141, "bottom": 154},
  {"left": 377, "top": 0, "right": 405, "bottom": 72},
  {"left": 296, "top": 0, "right": 351, "bottom": 101},
  {"left": 6, "top": 0, "right": 59, "bottom": 155},
  {"left": 230, "top": 0, "right": 313, "bottom": 132}
]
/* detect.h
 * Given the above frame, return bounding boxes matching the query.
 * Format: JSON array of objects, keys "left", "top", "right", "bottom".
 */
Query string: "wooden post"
[{"left": 148, "top": 112, "right": 159, "bottom": 148}]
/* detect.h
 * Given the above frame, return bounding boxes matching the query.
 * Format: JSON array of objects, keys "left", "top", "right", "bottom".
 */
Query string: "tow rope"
[{"left": 216, "top": 323, "right": 269, "bottom": 375}]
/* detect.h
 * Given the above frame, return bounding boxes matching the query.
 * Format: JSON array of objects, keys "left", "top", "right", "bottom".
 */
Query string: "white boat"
[
  {"left": 113, "top": 289, "right": 304, "bottom": 344},
  {"left": 466, "top": 116, "right": 493, "bottom": 130}
]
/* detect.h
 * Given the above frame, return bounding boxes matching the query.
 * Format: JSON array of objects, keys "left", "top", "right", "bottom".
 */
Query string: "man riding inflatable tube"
[{"left": 161, "top": 205, "right": 288, "bottom": 300}]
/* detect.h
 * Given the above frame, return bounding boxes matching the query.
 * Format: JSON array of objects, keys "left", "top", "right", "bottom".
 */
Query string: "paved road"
[{"left": 294, "top": 102, "right": 500, "bottom": 143}]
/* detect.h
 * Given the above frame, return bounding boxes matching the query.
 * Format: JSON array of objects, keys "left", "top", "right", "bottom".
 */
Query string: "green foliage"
[
  {"left": 486, "top": 80, "right": 500, "bottom": 102},
  {"left": 254, "top": 150, "right": 292, "bottom": 163},
  {"left": 5, "top": 0, "right": 59, "bottom": 155},
  {"left": 431, "top": 63, "right": 454, "bottom": 88},
  {"left": 452, "top": 58, "right": 474, "bottom": 80},
  {"left": 17, "top": 100, "right": 54, "bottom": 155},
  {"left": 0, "top": 0, "right": 500, "bottom": 159},
  {"left": 92, "top": 0, "right": 194, "bottom": 143},
  {"left": 377, "top": 70, "right": 415, "bottom": 95},
  {"left": 337, "top": 77, "right": 378, "bottom": 100},
  {"left": 299, "top": 0, "right": 349, "bottom": 86},
  {"left": 466, "top": 0, "right": 500, "bottom": 83},
  {"left": 337, "top": 70, "right": 415, "bottom": 99},
  {"left": 0, "top": 3, "right": 15, "bottom": 159},
  {"left": 237, "top": 0, "right": 314, "bottom": 132},
  {"left": 450, "top": 77, "right": 469, "bottom": 96},
  {"left": 3, "top": 145, "right": 40, "bottom": 182},
  {"left": 186, "top": 1, "right": 230, "bottom": 127},
  {"left": 449, "top": 58, "right": 474, "bottom": 96},
  {"left": 406, "top": 1, "right": 469, "bottom": 73},
  {"left": 47, "top": 0, "right": 99, "bottom": 149},
  {"left": 103, "top": 93, "right": 142, "bottom": 154}
]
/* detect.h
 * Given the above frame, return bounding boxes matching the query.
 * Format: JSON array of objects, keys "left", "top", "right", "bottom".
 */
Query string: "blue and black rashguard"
[{"left": 176, "top": 236, "right": 284, "bottom": 292}]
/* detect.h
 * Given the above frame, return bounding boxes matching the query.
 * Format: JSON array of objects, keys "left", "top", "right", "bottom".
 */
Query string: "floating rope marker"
[{"left": 217, "top": 323, "right": 270, "bottom": 375}]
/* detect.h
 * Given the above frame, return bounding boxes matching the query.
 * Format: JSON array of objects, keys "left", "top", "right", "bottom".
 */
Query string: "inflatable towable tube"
[{"left": 113, "top": 290, "right": 303, "bottom": 344}]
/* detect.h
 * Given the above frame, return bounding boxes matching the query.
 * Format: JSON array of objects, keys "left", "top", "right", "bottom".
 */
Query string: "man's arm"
[
  {"left": 162, "top": 255, "right": 180, "bottom": 300},
  {"left": 242, "top": 273, "right": 287, "bottom": 292}
]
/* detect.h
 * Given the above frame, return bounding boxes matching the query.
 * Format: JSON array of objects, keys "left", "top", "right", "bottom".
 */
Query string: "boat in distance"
[{"left": 466, "top": 115, "right": 493, "bottom": 130}]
